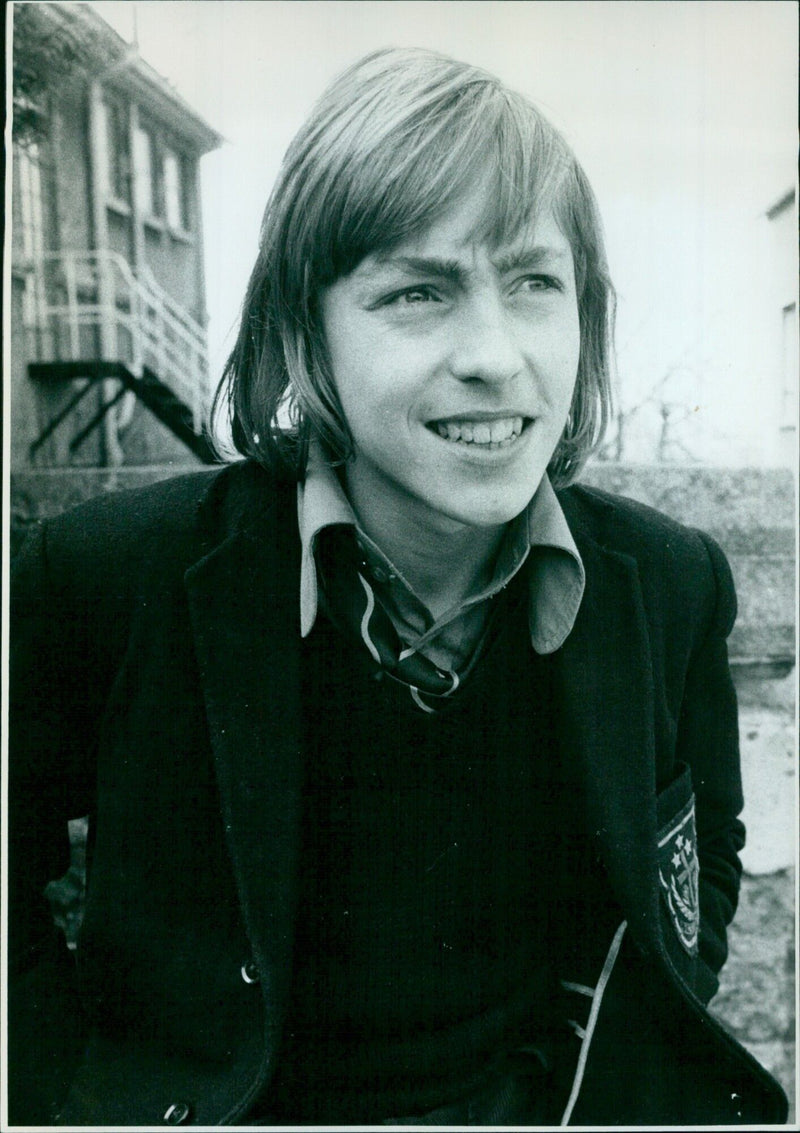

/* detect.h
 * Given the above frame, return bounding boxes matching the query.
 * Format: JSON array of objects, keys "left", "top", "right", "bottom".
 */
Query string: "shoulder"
[
  {"left": 16, "top": 461, "right": 295, "bottom": 595},
  {"left": 559, "top": 480, "right": 712, "bottom": 555},
  {"left": 558, "top": 481, "right": 736, "bottom": 636}
]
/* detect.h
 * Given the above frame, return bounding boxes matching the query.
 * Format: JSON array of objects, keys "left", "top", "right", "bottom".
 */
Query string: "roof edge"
[{"left": 18, "top": 2, "right": 223, "bottom": 154}]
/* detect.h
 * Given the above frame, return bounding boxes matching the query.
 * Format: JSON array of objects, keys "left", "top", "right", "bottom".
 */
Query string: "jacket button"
[
  {"left": 241, "top": 959, "right": 260, "bottom": 985},
  {"left": 163, "top": 1101, "right": 192, "bottom": 1124}
]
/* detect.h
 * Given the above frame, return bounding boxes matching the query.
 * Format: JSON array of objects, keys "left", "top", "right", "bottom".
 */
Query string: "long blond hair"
[{"left": 214, "top": 47, "right": 615, "bottom": 487}]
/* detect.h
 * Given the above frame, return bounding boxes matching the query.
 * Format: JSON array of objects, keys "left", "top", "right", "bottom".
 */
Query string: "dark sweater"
[{"left": 264, "top": 586, "right": 580, "bottom": 1123}]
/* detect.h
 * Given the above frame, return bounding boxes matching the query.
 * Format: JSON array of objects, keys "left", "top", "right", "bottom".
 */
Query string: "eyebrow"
[
  {"left": 371, "top": 247, "right": 571, "bottom": 284},
  {"left": 492, "top": 247, "right": 572, "bottom": 274}
]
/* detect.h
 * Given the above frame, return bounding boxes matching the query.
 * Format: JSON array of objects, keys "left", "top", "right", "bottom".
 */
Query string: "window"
[
  {"left": 16, "top": 142, "right": 45, "bottom": 329},
  {"left": 133, "top": 124, "right": 162, "bottom": 218},
  {"left": 133, "top": 125, "right": 192, "bottom": 230},
  {"left": 103, "top": 98, "right": 131, "bottom": 204},
  {"left": 17, "top": 142, "right": 44, "bottom": 264},
  {"left": 163, "top": 149, "right": 182, "bottom": 230},
  {"left": 164, "top": 148, "right": 193, "bottom": 232}
]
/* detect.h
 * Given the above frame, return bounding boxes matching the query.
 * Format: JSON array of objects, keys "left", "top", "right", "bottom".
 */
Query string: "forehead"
[{"left": 371, "top": 181, "right": 573, "bottom": 270}]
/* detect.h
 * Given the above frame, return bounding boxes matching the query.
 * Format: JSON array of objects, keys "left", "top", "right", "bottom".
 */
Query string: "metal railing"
[{"left": 22, "top": 249, "right": 211, "bottom": 434}]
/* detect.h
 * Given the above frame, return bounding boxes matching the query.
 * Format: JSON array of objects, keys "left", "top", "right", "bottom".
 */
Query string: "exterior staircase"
[
  {"left": 28, "top": 360, "right": 217, "bottom": 463},
  {"left": 24, "top": 249, "right": 217, "bottom": 463}
]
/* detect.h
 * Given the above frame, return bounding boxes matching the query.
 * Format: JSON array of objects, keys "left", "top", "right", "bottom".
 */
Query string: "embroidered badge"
[{"left": 657, "top": 797, "right": 700, "bottom": 955}]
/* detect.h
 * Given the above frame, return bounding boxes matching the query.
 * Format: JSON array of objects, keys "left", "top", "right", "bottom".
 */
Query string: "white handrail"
[{"left": 23, "top": 249, "right": 211, "bottom": 436}]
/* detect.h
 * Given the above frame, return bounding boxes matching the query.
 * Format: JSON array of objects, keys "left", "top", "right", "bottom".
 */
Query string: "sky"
[{"left": 86, "top": 0, "right": 798, "bottom": 464}]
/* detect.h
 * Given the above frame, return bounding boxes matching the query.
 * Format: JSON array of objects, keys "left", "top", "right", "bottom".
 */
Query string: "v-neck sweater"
[{"left": 263, "top": 583, "right": 575, "bottom": 1123}]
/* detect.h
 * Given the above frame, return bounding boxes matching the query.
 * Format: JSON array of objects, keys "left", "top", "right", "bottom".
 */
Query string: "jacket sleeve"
[
  {"left": 676, "top": 531, "right": 745, "bottom": 994},
  {"left": 8, "top": 521, "right": 99, "bottom": 1124}
]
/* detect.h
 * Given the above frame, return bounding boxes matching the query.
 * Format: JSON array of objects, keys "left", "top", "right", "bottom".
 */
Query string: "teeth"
[
  {"left": 489, "top": 419, "right": 511, "bottom": 443},
  {"left": 434, "top": 416, "right": 525, "bottom": 446}
]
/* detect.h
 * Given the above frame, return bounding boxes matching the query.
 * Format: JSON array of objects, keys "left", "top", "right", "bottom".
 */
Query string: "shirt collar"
[
  {"left": 297, "top": 439, "right": 584, "bottom": 653},
  {"left": 297, "top": 441, "right": 354, "bottom": 638},
  {"left": 522, "top": 472, "right": 586, "bottom": 653}
]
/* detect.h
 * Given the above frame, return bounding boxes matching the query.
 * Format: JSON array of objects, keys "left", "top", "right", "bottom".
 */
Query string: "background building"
[
  {"left": 766, "top": 189, "right": 798, "bottom": 468},
  {"left": 10, "top": 2, "right": 222, "bottom": 474}
]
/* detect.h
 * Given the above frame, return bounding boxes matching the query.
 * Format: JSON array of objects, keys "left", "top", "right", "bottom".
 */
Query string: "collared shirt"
[{"left": 297, "top": 441, "right": 585, "bottom": 690}]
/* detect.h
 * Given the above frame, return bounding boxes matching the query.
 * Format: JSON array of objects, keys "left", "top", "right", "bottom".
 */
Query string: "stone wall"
[
  {"left": 582, "top": 463, "right": 796, "bottom": 1117},
  {"left": 10, "top": 464, "right": 196, "bottom": 555},
  {"left": 581, "top": 464, "right": 795, "bottom": 668}
]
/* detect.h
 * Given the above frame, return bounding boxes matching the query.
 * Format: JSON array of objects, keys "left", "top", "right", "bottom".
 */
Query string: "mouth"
[{"left": 427, "top": 415, "right": 530, "bottom": 448}]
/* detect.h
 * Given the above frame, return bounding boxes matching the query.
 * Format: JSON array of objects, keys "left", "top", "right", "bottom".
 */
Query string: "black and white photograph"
[{"left": 4, "top": 1, "right": 797, "bottom": 1127}]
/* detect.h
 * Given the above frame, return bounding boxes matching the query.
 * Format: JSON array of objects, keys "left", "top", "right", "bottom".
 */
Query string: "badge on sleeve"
[{"left": 657, "top": 796, "right": 700, "bottom": 955}]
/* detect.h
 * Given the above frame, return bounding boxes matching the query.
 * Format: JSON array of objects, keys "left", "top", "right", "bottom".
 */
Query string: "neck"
[{"left": 344, "top": 480, "right": 505, "bottom": 620}]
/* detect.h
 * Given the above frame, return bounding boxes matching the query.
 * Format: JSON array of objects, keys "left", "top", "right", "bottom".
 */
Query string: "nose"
[{"left": 448, "top": 292, "right": 524, "bottom": 386}]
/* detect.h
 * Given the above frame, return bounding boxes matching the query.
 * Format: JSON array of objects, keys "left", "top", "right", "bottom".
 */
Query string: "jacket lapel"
[
  {"left": 554, "top": 491, "right": 661, "bottom": 951},
  {"left": 184, "top": 476, "right": 303, "bottom": 1057},
  {"left": 182, "top": 472, "right": 665, "bottom": 1048}
]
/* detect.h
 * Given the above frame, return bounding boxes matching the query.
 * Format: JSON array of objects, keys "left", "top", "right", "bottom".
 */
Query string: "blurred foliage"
[{"left": 12, "top": 3, "right": 111, "bottom": 147}]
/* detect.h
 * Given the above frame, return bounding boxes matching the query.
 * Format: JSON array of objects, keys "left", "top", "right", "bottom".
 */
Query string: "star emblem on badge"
[{"left": 657, "top": 799, "right": 700, "bottom": 955}]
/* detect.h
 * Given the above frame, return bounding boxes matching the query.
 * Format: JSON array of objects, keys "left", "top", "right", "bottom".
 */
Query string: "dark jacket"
[{"left": 8, "top": 461, "right": 788, "bottom": 1126}]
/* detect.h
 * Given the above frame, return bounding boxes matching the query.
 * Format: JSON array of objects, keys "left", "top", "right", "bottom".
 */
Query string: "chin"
[{"left": 439, "top": 487, "right": 542, "bottom": 529}]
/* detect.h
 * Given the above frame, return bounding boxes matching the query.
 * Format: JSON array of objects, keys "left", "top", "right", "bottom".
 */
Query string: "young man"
[{"left": 9, "top": 48, "right": 787, "bottom": 1126}]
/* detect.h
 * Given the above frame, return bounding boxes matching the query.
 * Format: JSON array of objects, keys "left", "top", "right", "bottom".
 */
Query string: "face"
[{"left": 320, "top": 183, "right": 581, "bottom": 539}]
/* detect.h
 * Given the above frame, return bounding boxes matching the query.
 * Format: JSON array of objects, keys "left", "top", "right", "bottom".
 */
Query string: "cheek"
[
  {"left": 324, "top": 342, "right": 374, "bottom": 422},
  {"left": 560, "top": 311, "right": 582, "bottom": 390},
  {"left": 333, "top": 368, "right": 402, "bottom": 449},
  {"left": 320, "top": 294, "right": 378, "bottom": 402},
  {"left": 539, "top": 319, "right": 580, "bottom": 398},
  {"left": 564, "top": 304, "right": 582, "bottom": 360}
]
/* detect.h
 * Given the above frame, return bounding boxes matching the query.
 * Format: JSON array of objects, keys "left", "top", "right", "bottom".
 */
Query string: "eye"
[
  {"left": 514, "top": 274, "right": 561, "bottom": 294},
  {"left": 386, "top": 285, "right": 440, "bottom": 306}
]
